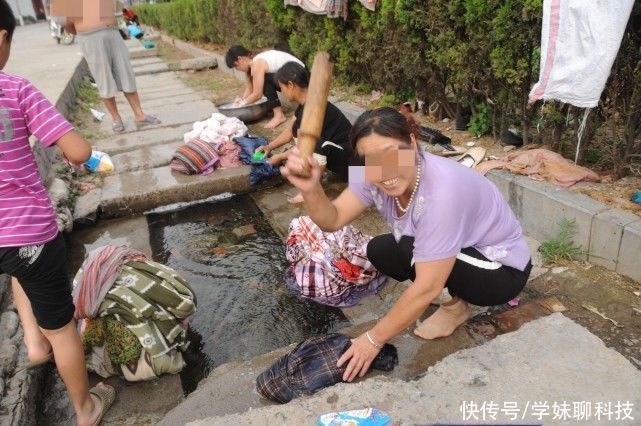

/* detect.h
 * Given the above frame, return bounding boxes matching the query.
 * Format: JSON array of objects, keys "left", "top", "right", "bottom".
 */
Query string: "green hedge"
[{"left": 136, "top": 0, "right": 641, "bottom": 175}]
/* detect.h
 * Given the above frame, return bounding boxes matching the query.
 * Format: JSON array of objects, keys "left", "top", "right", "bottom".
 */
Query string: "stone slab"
[
  {"left": 118, "top": 93, "right": 208, "bottom": 110},
  {"left": 129, "top": 46, "right": 158, "bottom": 59},
  {"left": 334, "top": 100, "right": 366, "bottom": 124},
  {"left": 100, "top": 165, "right": 252, "bottom": 218},
  {"left": 187, "top": 314, "right": 641, "bottom": 425},
  {"left": 130, "top": 56, "right": 166, "bottom": 67},
  {"left": 134, "top": 62, "right": 170, "bottom": 76},
  {"left": 97, "top": 99, "right": 214, "bottom": 134},
  {"left": 169, "top": 56, "right": 219, "bottom": 71},
  {"left": 589, "top": 209, "right": 640, "bottom": 270},
  {"left": 111, "top": 141, "right": 183, "bottom": 173},
  {"left": 73, "top": 188, "right": 102, "bottom": 226},
  {"left": 124, "top": 38, "right": 142, "bottom": 49},
  {"left": 134, "top": 71, "right": 186, "bottom": 89},
  {"left": 616, "top": 219, "right": 641, "bottom": 283},
  {"left": 94, "top": 123, "right": 191, "bottom": 155},
  {"left": 159, "top": 346, "right": 289, "bottom": 426}
]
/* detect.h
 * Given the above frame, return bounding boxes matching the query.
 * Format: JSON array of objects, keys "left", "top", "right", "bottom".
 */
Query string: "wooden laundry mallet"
[{"left": 295, "top": 51, "right": 333, "bottom": 177}]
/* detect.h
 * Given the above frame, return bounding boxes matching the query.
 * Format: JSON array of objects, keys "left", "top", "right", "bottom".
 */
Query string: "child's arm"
[
  {"left": 55, "top": 130, "right": 92, "bottom": 165},
  {"left": 19, "top": 79, "right": 90, "bottom": 164}
]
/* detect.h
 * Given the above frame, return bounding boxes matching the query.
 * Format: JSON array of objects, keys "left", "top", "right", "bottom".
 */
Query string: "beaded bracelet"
[{"left": 365, "top": 331, "right": 383, "bottom": 349}]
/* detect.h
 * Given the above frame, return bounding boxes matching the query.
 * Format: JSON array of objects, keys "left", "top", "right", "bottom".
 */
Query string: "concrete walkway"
[{"left": 188, "top": 314, "right": 641, "bottom": 425}]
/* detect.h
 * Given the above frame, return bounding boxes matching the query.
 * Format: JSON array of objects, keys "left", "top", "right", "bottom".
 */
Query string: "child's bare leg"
[
  {"left": 11, "top": 277, "right": 51, "bottom": 362},
  {"left": 42, "top": 321, "right": 106, "bottom": 426}
]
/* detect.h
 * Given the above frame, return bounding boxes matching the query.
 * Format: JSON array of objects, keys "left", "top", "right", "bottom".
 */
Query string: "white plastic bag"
[{"left": 529, "top": 0, "right": 634, "bottom": 108}]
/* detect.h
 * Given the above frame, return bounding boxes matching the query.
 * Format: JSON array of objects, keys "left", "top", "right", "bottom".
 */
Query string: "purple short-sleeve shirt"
[{"left": 349, "top": 152, "right": 531, "bottom": 271}]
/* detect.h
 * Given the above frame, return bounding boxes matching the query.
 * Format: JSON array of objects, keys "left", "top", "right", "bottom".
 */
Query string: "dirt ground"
[{"left": 525, "top": 260, "right": 641, "bottom": 370}]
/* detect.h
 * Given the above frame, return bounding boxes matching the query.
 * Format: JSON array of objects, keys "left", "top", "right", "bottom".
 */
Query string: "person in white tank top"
[{"left": 225, "top": 45, "right": 305, "bottom": 129}]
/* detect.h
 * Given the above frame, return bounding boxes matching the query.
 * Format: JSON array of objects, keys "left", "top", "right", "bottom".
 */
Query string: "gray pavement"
[
  {"left": 187, "top": 314, "right": 641, "bottom": 426},
  {"left": 4, "top": 22, "right": 83, "bottom": 107}
]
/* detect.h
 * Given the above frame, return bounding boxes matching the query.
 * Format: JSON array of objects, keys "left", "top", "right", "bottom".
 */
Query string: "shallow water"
[{"left": 67, "top": 195, "right": 348, "bottom": 394}]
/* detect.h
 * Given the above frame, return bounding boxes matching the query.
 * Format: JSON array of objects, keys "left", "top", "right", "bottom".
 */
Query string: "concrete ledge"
[
  {"left": 616, "top": 220, "right": 641, "bottom": 282},
  {"left": 100, "top": 165, "right": 252, "bottom": 218},
  {"left": 589, "top": 210, "right": 640, "bottom": 270},
  {"left": 487, "top": 168, "right": 641, "bottom": 282},
  {"left": 111, "top": 141, "right": 183, "bottom": 173},
  {"left": 134, "top": 62, "right": 169, "bottom": 76}
]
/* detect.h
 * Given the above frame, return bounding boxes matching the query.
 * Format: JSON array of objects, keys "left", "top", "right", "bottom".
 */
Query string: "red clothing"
[{"left": 122, "top": 8, "right": 137, "bottom": 20}]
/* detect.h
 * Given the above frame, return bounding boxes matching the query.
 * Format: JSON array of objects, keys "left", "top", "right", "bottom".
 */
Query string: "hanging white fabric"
[{"left": 529, "top": 0, "right": 634, "bottom": 108}]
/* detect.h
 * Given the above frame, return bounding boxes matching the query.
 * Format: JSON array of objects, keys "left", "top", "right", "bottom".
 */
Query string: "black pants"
[
  {"left": 263, "top": 73, "right": 281, "bottom": 110},
  {"left": 367, "top": 234, "right": 531, "bottom": 306},
  {"left": 0, "top": 234, "right": 74, "bottom": 330}
]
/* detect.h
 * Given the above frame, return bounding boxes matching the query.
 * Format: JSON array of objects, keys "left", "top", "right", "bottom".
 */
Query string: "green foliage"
[
  {"left": 76, "top": 79, "right": 99, "bottom": 113},
  {"left": 539, "top": 218, "right": 584, "bottom": 264},
  {"left": 134, "top": 0, "right": 639, "bottom": 167},
  {"left": 468, "top": 102, "right": 492, "bottom": 137},
  {"left": 105, "top": 317, "right": 142, "bottom": 365}
]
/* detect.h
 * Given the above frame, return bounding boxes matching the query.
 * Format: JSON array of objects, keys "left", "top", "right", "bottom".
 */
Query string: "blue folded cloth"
[{"left": 233, "top": 136, "right": 281, "bottom": 185}]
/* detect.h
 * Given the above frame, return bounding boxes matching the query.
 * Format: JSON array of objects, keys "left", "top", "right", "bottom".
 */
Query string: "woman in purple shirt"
[{"left": 282, "top": 107, "right": 531, "bottom": 382}]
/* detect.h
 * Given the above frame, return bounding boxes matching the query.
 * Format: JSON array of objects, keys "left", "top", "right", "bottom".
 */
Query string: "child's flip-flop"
[
  {"left": 89, "top": 383, "right": 116, "bottom": 426},
  {"left": 112, "top": 120, "right": 125, "bottom": 133},
  {"left": 135, "top": 115, "right": 161, "bottom": 129}
]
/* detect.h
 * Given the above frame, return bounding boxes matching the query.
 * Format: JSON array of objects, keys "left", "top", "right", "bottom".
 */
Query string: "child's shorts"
[{"left": 0, "top": 234, "right": 74, "bottom": 330}]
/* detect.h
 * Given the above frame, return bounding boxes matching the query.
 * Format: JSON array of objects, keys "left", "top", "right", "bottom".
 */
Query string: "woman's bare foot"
[
  {"left": 414, "top": 298, "right": 470, "bottom": 340},
  {"left": 264, "top": 114, "right": 287, "bottom": 129},
  {"left": 287, "top": 192, "right": 304, "bottom": 204}
]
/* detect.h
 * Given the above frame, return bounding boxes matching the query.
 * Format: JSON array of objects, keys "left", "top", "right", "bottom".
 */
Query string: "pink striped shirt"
[{"left": 0, "top": 71, "right": 74, "bottom": 247}]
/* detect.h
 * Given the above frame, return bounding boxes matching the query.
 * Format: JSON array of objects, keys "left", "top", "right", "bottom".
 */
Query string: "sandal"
[
  {"left": 89, "top": 384, "right": 116, "bottom": 426},
  {"left": 112, "top": 120, "right": 125, "bottom": 134},
  {"left": 456, "top": 147, "right": 487, "bottom": 168},
  {"left": 135, "top": 114, "right": 161, "bottom": 129}
]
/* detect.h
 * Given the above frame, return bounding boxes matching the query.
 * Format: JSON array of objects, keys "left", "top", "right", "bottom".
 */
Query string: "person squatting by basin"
[
  {"left": 225, "top": 45, "right": 305, "bottom": 129},
  {"left": 281, "top": 107, "right": 532, "bottom": 382},
  {"left": 254, "top": 61, "right": 362, "bottom": 204}
]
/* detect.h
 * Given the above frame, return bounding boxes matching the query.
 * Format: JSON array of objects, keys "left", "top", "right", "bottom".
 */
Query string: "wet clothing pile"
[
  {"left": 233, "top": 135, "right": 281, "bottom": 185},
  {"left": 73, "top": 245, "right": 197, "bottom": 381},
  {"left": 170, "top": 138, "right": 220, "bottom": 175},
  {"left": 183, "top": 113, "right": 248, "bottom": 146},
  {"left": 285, "top": 216, "right": 386, "bottom": 307},
  {"left": 172, "top": 113, "right": 247, "bottom": 175},
  {"left": 475, "top": 148, "right": 601, "bottom": 188},
  {"left": 256, "top": 333, "right": 398, "bottom": 403}
]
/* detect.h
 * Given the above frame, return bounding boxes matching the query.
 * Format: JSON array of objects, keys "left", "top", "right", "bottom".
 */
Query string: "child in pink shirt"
[{"left": 0, "top": 2, "right": 114, "bottom": 424}]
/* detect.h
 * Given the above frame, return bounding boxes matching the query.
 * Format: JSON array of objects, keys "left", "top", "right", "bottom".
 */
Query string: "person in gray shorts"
[{"left": 65, "top": 4, "right": 160, "bottom": 133}]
